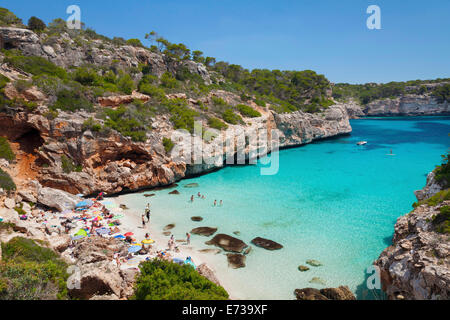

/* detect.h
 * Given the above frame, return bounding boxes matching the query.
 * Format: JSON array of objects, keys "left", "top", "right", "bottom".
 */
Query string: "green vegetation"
[
  {"left": 222, "top": 108, "right": 243, "bottom": 125},
  {"left": 413, "top": 189, "right": 450, "bottom": 208},
  {"left": 0, "top": 74, "right": 10, "bottom": 90},
  {"left": 126, "top": 38, "right": 144, "bottom": 47},
  {"left": 27, "top": 16, "right": 46, "bottom": 32},
  {"left": 103, "top": 106, "right": 148, "bottom": 142},
  {"left": 160, "top": 72, "right": 179, "bottom": 89},
  {"left": 4, "top": 53, "right": 67, "bottom": 79},
  {"left": 434, "top": 152, "right": 450, "bottom": 189},
  {"left": 162, "top": 137, "right": 175, "bottom": 153},
  {"left": 0, "top": 137, "right": 15, "bottom": 162},
  {"left": 432, "top": 205, "right": 450, "bottom": 234},
  {"left": 0, "top": 7, "right": 23, "bottom": 26},
  {"left": 0, "top": 237, "right": 69, "bottom": 300},
  {"left": 236, "top": 104, "right": 261, "bottom": 118},
  {"left": 207, "top": 117, "right": 228, "bottom": 130},
  {"left": 333, "top": 80, "right": 450, "bottom": 105},
  {"left": 165, "top": 98, "right": 198, "bottom": 132},
  {"left": 131, "top": 259, "right": 228, "bottom": 300},
  {"left": 82, "top": 117, "right": 102, "bottom": 132},
  {"left": 432, "top": 83, "right": 450, "bottom": 103},
  {"left": 52, "top": 88, "right": 93, "bottom": 112},
  {"left": 0, "top": 168, "right": 15, "bottom": 191},
  {"left": 61, "top": 155, "right": 82, "bottom": 174}
]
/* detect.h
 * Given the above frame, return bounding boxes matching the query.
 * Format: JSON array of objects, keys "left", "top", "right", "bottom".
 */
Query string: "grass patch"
[
  {"left": 0, "top": 137, "right": 15, "bottom": 162},
  {"left": 131, "top": 259, "right": 228, "bottom": 300},
  {"left": 413, "top": 189, "right": 450, "bottom": 208},
  {"left": 61, "top": 155, "right": 82, "bottom": 174},
  {"left": 4, "top": 54, "right": 67, "bottom": 79}
]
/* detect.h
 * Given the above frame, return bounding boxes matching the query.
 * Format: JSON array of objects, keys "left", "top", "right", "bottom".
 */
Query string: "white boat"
[{"left": 357, "top": 141, "right": 368, "bottom": 146}]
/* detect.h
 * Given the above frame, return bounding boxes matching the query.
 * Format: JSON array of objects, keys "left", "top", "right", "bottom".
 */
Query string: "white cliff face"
[
  {"left": 414, "top": 171, "right": 443, "bottom": 202},
  {"left": 167, "top": 104, "right": 352, "bottom": 176},
  {"left": 342, "top": 94, "right": 450, "bottom": 119},
  {"left": 364, "top": 95, "right": 450, "bottom": 116}
]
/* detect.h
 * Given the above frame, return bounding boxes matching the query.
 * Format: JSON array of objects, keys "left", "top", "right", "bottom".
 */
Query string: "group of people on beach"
[{"left": 190, "top": 193, "right": 223, "bottom": 207}]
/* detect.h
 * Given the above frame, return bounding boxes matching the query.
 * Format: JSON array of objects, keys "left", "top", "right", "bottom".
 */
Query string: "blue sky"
[{"left": 2, "top": 0, "right": 449, "bottom": 84}]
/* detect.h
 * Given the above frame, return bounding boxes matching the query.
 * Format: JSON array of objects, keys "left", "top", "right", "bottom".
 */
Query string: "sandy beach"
[{"left": 110, "top": 195, "right": 242, "bottom": 300}]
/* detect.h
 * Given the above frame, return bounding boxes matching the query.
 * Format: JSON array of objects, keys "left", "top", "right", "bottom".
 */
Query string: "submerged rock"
[
  {"left": 163, "top": 224, "right": 175, "bottom": 231},
  {"left": 205, "top": 234, "right": 248, "bottom": 253},
  {"left": 184, "top": 183, "right": 199, "bottom": 188},
  {"left": 306, "top": 259, "right": 322, "bottom": 267},
  {"left": 309, "top": 277, "right": 326, "bottom": 286},
  {"left": 191, "top": 216, "right": 203, "bottom": 222},
  {"left": 119, "top": 204, "right": 129, "bottom": 210},
  {"left": 162, "top": 231, "right": 171, "bottom": 236},
  {"left": 169, "top": 190, "right": 180, "bottom": 195},
  {"left": 298, "top": 265, "right": 310, "bottom": 272},
  {"left": 227, "top": 254, "right": 246, "bottom": 269},
  {"left": 251, "top": 237, "right": 283, "bottom": 250},
  {"left": 191, "top": 227, "right": 218, "bottom": 237},
  {"left": 233, "top": 231, "right": 241, "bottom": 236},
  {"left": 198, "top": 249, "right": 221, "bottom": 255},
  {"left": 143, "top": 193, "right": 155, "bottom": 197}
]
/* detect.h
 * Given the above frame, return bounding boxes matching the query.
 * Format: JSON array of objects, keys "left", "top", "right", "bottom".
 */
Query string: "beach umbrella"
[
  {"left": 71, "top": 235, "right": 85, "bottom": 240},
  {"left": 124, "top": 232, "right": 134, "bottom": 237},
  {"left": 128, "top": 246, "right": 142, "bottom": 253},
  {"left": 142, "top": 239, "right": 155, "bottom": 244},
  {"left": 114, "top": 235, "right": 126, "bottom": 239},
  {"left": 76, "top": 199, "right": 94, "bottom": 208}
]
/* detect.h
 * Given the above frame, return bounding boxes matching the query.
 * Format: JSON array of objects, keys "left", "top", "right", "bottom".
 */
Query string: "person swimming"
[
  {"left": 198, "top": 192, "right": 201, "bottom": 198},
  {"left": 220, "top": 200, "right": 223, "bottom": 206}
]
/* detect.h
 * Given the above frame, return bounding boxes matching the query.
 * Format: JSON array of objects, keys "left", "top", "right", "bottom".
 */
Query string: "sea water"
[{"left": 121, "top": 117, "right": 450, "bottom": 300}]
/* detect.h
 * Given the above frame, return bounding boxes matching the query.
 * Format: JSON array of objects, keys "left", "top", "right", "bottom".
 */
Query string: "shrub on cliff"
[
  {"left": 103, "top": 106, "right": 148, "bottom": 142},
  {"left": 236, "top": 104, "right": 261, "bottom": 118},
  {"left": 131, "top": 259, "right": 228, "bottom": 300},
  {"left": 207, "top": 117, "right": 228, "bottom": 130},
  {"left": 0, "top": 237, "right": 69, "bottom": 300},
  {"left": 126, "top": 38, "right": 144, "bottom": 47},
  {"left": 165, "top": 98, "right": 198, "bottom": 132},
  {"left": 162, "top": 137, "right": 175, "bottom": 153},
  {"left": 432, "top": 83, "right": 450, "bottom": 104},
  {"left": 434, "top": 153, "right": 450, "bottom": 189},
  {"left": 0, "top": 168, "right": 15, "bottom": 191},
  {"left": 431, "top": 205, "right": 450, "bottom": 234},
  {"left": 222, "top": 108, "right": 243, "bottom": 125},
  {"left": 4, "top": 53, "right": 67, "bottom": 80},
  {"left": 51, "top": 88, "right": 93, "bottom": 112},
  {"left": 0, "top": 137, "right": 15, "bottom": 162},
  {"left": 0, "top": 74, "right": 10, "bottom": 90}
]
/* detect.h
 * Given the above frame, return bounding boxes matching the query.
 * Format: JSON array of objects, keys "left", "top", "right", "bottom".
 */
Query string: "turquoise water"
[{"left": 122, "top": 117, "right": 450, "bottom": 300}]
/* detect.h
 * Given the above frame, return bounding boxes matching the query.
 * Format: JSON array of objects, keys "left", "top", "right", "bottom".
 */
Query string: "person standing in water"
[
  {"left": 186, "top": 232, "right": 191, "bottom": 245},
  {"left": 191, "top": 195, "right": 194, "bottom": 202},
  {"left": 145, "top": 203, "right": 151, "bottom": 223},
  {"left": 214, "top": 200, "right": 217, "bottom": 206},
  {"left": 220, "top": 200, "right": 223, "bottom": 207},
  {"left": 141, "top": 214, "right": 146, "bottom": 229}
]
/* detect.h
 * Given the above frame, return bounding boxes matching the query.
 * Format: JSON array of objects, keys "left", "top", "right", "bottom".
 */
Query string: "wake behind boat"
[{"left": 357, "top": 141, "right": 368, "bottom": 146}]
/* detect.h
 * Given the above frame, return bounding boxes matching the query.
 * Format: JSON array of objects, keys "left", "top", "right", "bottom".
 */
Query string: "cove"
[{"left": 121, "top": 116, "right": 450, "bottom": 300}]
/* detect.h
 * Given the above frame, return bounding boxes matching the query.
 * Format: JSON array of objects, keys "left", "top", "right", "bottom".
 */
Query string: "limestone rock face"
[
  {"left": 414, "top": 171, "right": 443, "bottom": 202},
  {"left": 97, "top": 92, "right": 150, "bottom": 107},
  {"left": 375, "top": 201, "right": 450, "bottom": 300},
  {"left": 196, "top": 263, "right": 221, "bottom": 286},
  {"left": 37, "top": 187, "right": 80, "bottom": 211}
]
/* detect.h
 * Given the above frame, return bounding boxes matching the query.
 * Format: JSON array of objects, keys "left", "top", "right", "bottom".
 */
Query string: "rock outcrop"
[
  {"left": 375, "top": 201, "right": 450, "bottom": 300},
  {"left": 250, "top": 237, "right": 283, "bottom": 250},
  {"left": 294, "top": 286, "right": 356, "bottom": 300},
  {"left": 414, "top": 171, "right": 443, "bottom": 202},
  {"left": 205, "top": 234, "right": 248, "bottom": 253}
]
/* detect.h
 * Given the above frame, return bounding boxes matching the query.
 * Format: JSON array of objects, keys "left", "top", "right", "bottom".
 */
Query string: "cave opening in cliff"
[
  {"left": 15, "top": 127, "right": 44, "bottom": 154},
  {"left": 115, "top": 150, "right": 151, "bottom": 164}
]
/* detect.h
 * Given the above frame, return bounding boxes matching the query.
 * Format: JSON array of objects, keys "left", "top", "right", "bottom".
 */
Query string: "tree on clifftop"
[{"left": 28, "top": 16, "right": 46, "bottom": 32}]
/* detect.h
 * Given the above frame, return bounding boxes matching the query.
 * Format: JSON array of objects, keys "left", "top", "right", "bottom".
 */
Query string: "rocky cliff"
[
  {"left": 0, "top": 26, "right": 352, "bottom": 197},
  {"left": 375, "top": 173, "right": 450, "bottom": 300}
]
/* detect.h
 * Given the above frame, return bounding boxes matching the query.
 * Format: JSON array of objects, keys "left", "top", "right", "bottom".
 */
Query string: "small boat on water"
[{"left": 357, "top": 141, "right": 368, "bottom": 146}]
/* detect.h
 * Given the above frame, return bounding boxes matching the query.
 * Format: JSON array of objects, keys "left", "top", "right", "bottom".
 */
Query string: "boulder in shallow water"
[
  {"left": 169, "top": 190, "right": 180, "bottom": 195},
  {"left": 205, "top": 234, "right": 248, "bottom": 253},
  {"left": 227, "top": 254, "right": 246, "bottom": 269},
  {"left": 251, "top": 237, "right": 283, "bottom": 250},
  {"left": 143, "top": 193, "right": 155, "bottom": 197},
  {"left": 298, "top": 265, "right": 310, "bottom": 272},
  {"left": 191, "top": 216, "right": 203, "bottom": 222},
  {"left": 163, "top": 224, "right": 175, "bottom": 231},
  {"left": 306, "top": 259, "right": 322, "bottom": 267},
  {"left": 191, "top": 227, "right": 218, "bottom": 237},
  {"left": 309, "top": 277, "right": 326, "bottom": 286},
  {"left": 198, "top": 249, "right": 221, "bottom": 255},
  {"left": 294, "top": 288, "right": 328, "bottom": 300},
  {"left": 184, "top": 183, "right": 199, "bottom": 188},
  {"left": 162, "top": 231, "right": 171, "bottom": 236},
  {"left": 320, "top": 286, "right": 356, "bottom": 300}
]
